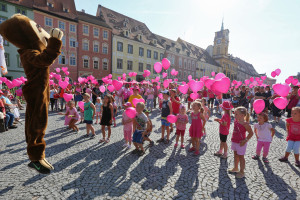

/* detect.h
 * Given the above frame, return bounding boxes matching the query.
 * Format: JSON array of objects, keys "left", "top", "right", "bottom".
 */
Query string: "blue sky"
[{"left": 75, "top": 0, "right": 300, "bottom": 83}]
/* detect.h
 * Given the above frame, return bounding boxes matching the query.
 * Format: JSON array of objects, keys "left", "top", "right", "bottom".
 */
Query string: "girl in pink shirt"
[
  {"left": 122, "top": 102, "right": 133, "bottom": 149},
  {"left": 279, "top": 107, "right": 300, "bottom": 167},
  {"left": 228, "top": 106, "right": 254, "bottom": 179},
  {"left": 59, "top": 101, "right": 80, "bottom": 133},
  {"left": 175, "top": 105, "right": 188, "bottom": 148}
]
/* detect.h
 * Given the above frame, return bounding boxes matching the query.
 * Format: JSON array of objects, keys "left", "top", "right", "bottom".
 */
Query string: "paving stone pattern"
[{"left": 0, "top": 108, "right": 299, "bottom": 200}]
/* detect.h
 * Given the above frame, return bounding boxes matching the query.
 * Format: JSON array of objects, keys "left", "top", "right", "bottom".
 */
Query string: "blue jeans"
[
  {"left": 5, "top": 112, "right": 14, "bottom": 128},
  {"left": 146, "top": 99, "right": 153, "bottom": 110}
]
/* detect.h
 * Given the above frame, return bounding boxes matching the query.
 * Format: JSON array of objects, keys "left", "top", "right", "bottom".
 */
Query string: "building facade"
[
  {"left": 0, "top": 0, "right": 33, "bottom": 79},
  {"left": 97, "top": 5, "right": 165, "bottom": 82},
  {"left": 77, "top": 11, "right": 112, "bottom": 81}
]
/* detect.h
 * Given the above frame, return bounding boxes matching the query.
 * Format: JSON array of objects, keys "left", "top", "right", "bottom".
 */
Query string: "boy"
[
  {"left": 143, "top": 109, "right": 154, "bottom": 147},
  {"left": 157, "top": 90, "right": 173, "bottom": 144},
  {"left": 132, "top": 102, "right": 150, "bottom": 156}
]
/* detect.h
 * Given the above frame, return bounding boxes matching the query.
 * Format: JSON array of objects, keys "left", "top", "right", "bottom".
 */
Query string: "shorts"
[
  {"left": 208, "top": 98, "right": 215, "bottom": 105},
  {"left": 220, "top": 134, "right": 228, "bottom": 142},
  {"left": 132, "top": 130, "right": 144, "bottom": 144},
  {"left": 286, "top": 140, "right": 300, "bottom": 154},
  {"left": 161, "top": 118, "right": 170, "bottom": 127},
  {"left": 84, "top": 120, "right": 93, "bottom": 124},
  {"left": 176, "top": 129, "right": 185, "bottom": 136},
  {"left": 231, "top": 142, "right": 247, "bottom": 155}
]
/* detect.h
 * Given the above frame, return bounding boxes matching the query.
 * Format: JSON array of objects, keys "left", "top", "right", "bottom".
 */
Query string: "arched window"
[
  {"left": 93, "top": 57, "right": 99, "bottom": 69},
  {"left": 83, "top": 39, "right": 89, "bottom": 51}
]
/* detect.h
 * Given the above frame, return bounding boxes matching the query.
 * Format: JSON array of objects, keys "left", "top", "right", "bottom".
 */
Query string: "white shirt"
[{"left": 254, "top": 123, "right": 273, "bottom": 142}]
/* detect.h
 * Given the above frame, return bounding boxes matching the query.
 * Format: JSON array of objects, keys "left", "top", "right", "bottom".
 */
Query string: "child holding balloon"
[
  {"left": 122, "top": 102, "right": 133, "bottom": 148},
  {"left": 175, "top": 105, "right": 188, "bottom": 148}
]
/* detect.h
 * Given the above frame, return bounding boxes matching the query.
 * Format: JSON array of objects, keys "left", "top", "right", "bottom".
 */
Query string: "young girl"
[
  {"left": 122, "top": 102, "right": 133, "bottom": 148},
  {"left": 175, "top": 105, "right": 188, "bottom": 148},
  {"left": 95, "top": 97, "right": 102, "bottom": 124},
  {"left": 63, "top": 101, "right": 80, "bottom": 133},
  {"left": 188, "top": 101, "right": 206, "bottom": 156},
  {"left": 279, "top": 107, "right": 300, "bottom": 167},
  {"left": 201, "top": 98, "right": 211, "bottom": 135},
  {"left": 214, "top": 101, "right": 233, "bottom": 158},
  {"left": 111, "top": 96, "right": 118, "bottom": 127},
  {"left": 83, "top": 93, "right": 96, "bottom": 138},
  {"left": 143, "top": 109, "right": 154, "bottom": 147},
  {"left": 99, "top": 95, "right": 114, "bottom": 143},
  {"left": 252, "top": 112, "right": 275, "bottom": 163},
  {"left": 228, "top": 106, "right": 254, "bottom": 178}
]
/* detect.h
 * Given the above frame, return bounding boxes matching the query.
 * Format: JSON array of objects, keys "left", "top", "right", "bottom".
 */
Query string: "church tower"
[{"left": 213, "top": 19, "right": 229, "bottom": 58}]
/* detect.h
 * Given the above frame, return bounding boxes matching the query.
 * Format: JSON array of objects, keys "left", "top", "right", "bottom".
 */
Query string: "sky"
[{"left": 75, "top": 0, "right": 300, "bottom": 83}]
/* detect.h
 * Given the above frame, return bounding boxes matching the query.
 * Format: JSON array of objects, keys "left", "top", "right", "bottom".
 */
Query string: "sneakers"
[
  {"left": 188, "top": 147, "right": 196, "bottom": 152},
  {"left": 252, "top": 155, "right": 259, "bottom": 160},
  {"left": 28, "top": 158, "right": 54, "bottom": 174},
  {"left": 127, "top": 145, "right": 131, "bottom": 149},
  {"left": 180, "top": 144, "right": 185, "bottom": 149},
  {"left": 262, "top": 157, "right": 269, "bottom": 163},
  {"left": 149, "top": 141, "right": 154, "bottom": 147},
  {"left": 83, "top": 134, "right": 89, "bottom": 138},
  {"left": 279, "top": 157, "right": 288, "bottom": 162},
  {"left": 174, "top": 143, "right": 178, "bottom": 148},
  {"left": 164, "top": 139, "right": 170, "bottom": 144},
  {"left": 157, "top": 138, "right": 164, "bottom": 143}
]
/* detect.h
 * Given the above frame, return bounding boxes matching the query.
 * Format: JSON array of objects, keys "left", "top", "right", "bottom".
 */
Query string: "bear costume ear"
[{"left": 0, "top": 14, "right": 45, "bottom": 50}]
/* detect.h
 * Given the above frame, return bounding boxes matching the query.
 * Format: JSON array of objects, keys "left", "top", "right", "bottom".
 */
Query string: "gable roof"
[
  {"left": 97, "top": 5, "right": 163, "bottom": 49},
  {"left": 77, "top": 11, "right": 111, "bottom": 29}
]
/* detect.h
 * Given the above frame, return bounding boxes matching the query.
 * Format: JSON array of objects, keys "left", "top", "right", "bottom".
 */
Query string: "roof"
[
  {"left": 77, "top": 11, "right": 111, "bottom": 29},
  {"left": 97, "top": 5, "right": 164, "bottom": 49},
  {"left": 234, "top": 57, "right": 259, "bottom": 76}
]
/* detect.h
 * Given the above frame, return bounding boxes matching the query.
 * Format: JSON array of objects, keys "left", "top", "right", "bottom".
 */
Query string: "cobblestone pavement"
[{"left": 0, "top": 107, "right": 299, "bottom": 200}]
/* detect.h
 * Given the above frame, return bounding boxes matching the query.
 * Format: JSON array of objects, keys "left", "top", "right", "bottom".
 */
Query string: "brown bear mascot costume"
[{"left": 0, "top": 14, "right": 63, "bottom": 174}]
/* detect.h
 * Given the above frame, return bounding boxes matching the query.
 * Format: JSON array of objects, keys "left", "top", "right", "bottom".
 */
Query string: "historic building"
[
  {"left": 0, "top": 0, "right": 33, "bottom": 79},
  {"left": 97, "top": 5, "right": 165, "bottom": 82},
  {"left": 234, "top": 57, "right": 260, "bottom": 81},
  {"left": 77, "top": 10, "right": 112, "bottom": 81}
]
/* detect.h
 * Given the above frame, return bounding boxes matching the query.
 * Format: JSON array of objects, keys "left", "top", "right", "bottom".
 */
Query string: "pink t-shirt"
[
  {"left": 219, "top": 113, "right": 231, "bottom": 135},
  {"left": 286, "top": 118, "right": 300, "bottom": 141},
  {"left": 231, "top": 120, "right": 247, "bottom": 143},
  {"left": 123, "top": 112, "right": 133, "bottom": 132},
  {"left": 176, "top": 114, "right": 188, "bottom": 130},
  {"left": 145, "top": 88, "right": 154, "bottom": 99}
]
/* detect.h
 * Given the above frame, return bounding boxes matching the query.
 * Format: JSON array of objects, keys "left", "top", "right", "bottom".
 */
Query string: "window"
[
  {"left": 146, "top": 64, "right": 151, "bottom": 71},
  {"left": 179, "top": 58, "right": 182, "bottom": 68},
  {"left": 147, "top": 50, "right": 151, "bottom": 58},
  {"left": 93, "top": 28, "right": 99, "bottom": 37},
  {"left": 217, "top": 47, "right": 220, "bottom": 54},
  {"left": 93, "top": 42, "right": 99, "bottom": 52},
  {"left": 93, "top": 60, "right": 99, "bottom": 69},
  {"left": 45, "top": 17, "right": 52, "bottom": 26},
  {"left": 83, "top": 40, "right": 89, "bottom": 51},
  {"left": 117, "top": 42, "right": 123, "bottom": 52},
  {"left": 59, "top": 52, "right": 66, "bottom": 64},
  {"left": 102, "top": 44, "right": 108, "bottom": 54},
  {"left": 0, "top": 3, "right": 7, "bottom": 12},
  {"left": 70, "top": 38, "right": 76, "bottom": 48},
  {"left": 127, "top": 61, "right": 133, "bottom": 70},
  {"left": 117, "top": 59, "right": 123, "bottom": 69},
  {"left": 154, "top": 51, "right": 158, "bottom": 60},
  {"left": 16, "top": 7, "right": 26, "bottom": 15},
  {"left": 138, "top": 63, "right": 143, "bottom": 72},
  {"left": 4, "top": 53, "right": 9, "bottom": 66},
  {"left": 59, "top": 21, "right": 65, "bottom": 30},
  {"left": 83, "top": 25, "right": 89, "bottom": 34},
  {"left": 192, "top": 62, "right": 195, "bottom": 71},
  {"left": 70, "top": 54, "right": 76, "bottom": 66},
  {"left": 103, "top": 30, "right": 108, "bottom": 39},
  {"left": 139, "top": 47, "right": 144, "bottom": 57},
  {"left": 16, "top": 55, "right": 22, "bottom": 68},
  {"left": 184, "top": 60, "right": 187, "bottom": 69},
  {"left": 103, "top": 59, "right": 108, "bottom": 70},
  {"left": 188, "top": 61, "right": 191, "bottom": 70},
  {"left": 83, "top": 57, "right": 89, "bottom": 68},
  {"left": 0, "top": 17, "right": 6, "bottom": 24},
  {"left": 160, "top": 53, "right": 164, "bottom": 61},
  {"left": 61, "top": 36, "right": 65, "bottom": 46},
  {"left": 70, "top": 24, "right": 76, "bottom": 32},
  {"left": 128, "top": 44, "right": 133, "bottom": 54}
]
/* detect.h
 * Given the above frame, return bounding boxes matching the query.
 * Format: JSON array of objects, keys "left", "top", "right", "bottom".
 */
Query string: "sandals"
[
  {"left": 252, "top": 155, "right": 259, "bottom": 160},
  {"left": 228, "top": 168, "right": 239, "bottom": 173},
  {"left": 262, "top": 157, "right": 269, "bottom": 163},
  {"left": 99, "top": 138, "right": 105, "bottom": 143},
  {"left": 105, "top": 138, "right": 110, "bottom": 143},
  {"left": 164, "top": 139, "right": 170, "bottom": 144}
]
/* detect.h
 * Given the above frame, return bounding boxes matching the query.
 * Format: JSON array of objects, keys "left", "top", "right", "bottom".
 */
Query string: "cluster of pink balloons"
[
  {"left": 271, "top": 68, "right": 281, "bottom": 78},
  {"left": 0, "top": 76, "right": 27, "bottom": 89}
]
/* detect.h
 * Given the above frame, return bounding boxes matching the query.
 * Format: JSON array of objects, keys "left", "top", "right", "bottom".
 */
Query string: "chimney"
[
  {"left": 82, "top": 9, "right": 85, "bottom": 13},
  {"left": 97, "top": 5, "right": 102, "bottom": 17}
]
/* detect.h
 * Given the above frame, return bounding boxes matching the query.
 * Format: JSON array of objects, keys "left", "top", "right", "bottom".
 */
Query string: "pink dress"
[
  {"left": 189, "top": 112, "right": 203, "bottom": 138},
  {"left": 64, "top": 107, "right": 80, "bottom": 125},
  {"left": 122, "top": 112, "right": 133, "bottom": 140}
]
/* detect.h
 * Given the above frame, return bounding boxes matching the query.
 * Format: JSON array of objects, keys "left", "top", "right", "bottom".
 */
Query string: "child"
[
  {"left": 95, "top": 97, "right": 102, "bottom": 124},
  {"left": 228, "top": 106, "right": 254, "bottom": 178},
  {"left": 279, "top": 107, "right": 300, "bottom": 167},
  {"left": 201, "top": 98, "right": 211, "bottom": 135},
  {"left": 145, "top": 84, "right": 154, "bottom": 112},
  {"left": 175, "top": 105, "right": 188, "bottom": 148},
  {"left": 132, "top": 102, "right": 150, "bottom": 156},
  {"left": 111, "top": 96, "right": 118, "bottom": 127},
  {"left": 143, "top": 109, "right": 154, "bottom": 147},
  {"left": 99, "top": 95, "right": 114, "bottom": 143},
  {"left": 214, "top": 101, "right": 233, "bottom": 158},
  {"left": 252, "top": 112, "right": 275, "bottom": 163},
  {"left": 122, "top": 102, "right": 133, "bottom": 148},
  {"left": 157, "top": 90, "right": 173, "bottom": 144},
  {"left": 83, "top": 93, "right": 96, "bottom": 138},
  {"left": 79, "top": 107, "right": 84, "bottom": 123},
  {"left": 170, "top": 89, "right": 181, "bottom": 133},
  {"left": 188, "top": 101, "right": 206, "bottom": 156}
]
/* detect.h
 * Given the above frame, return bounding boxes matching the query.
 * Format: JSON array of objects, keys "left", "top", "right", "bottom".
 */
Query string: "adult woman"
[{"left": 49, "top": 85, "right": 57, "bottom": 112}]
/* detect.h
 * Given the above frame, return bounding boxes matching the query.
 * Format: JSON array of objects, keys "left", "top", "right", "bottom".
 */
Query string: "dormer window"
[
  {"left": 124, "top": 18, "right": 129, "bottom": 23},
  {"left": 47, "top": 2, "right": 54, "bottom": 8},
  {"left": 137, "top": 34, "right": 142, "bottom": 41},
  {"left": 63, "top": 7, "right": 69, "bottom": 13},
  {"left": 124, "top": 30, "right": 129, "bottom": 37},
  {"left": 123, "top": 22, "right": 127, "bottom": 27},
  {"left": 152, "top": 39, "right": 157, "bottom": 45}
]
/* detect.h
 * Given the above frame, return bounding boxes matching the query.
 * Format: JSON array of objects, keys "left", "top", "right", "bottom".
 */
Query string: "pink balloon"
[
  {"left": 12, "top": 79, "right": 23, "bottom": 87},
  {"left": 261, "top": 76, "right": 267, "bottom": 81},
  {"left": 204, "top": 78, "right": 215, "bottom": 90},
  {"left": 190, "top": 92, "right": 198, "bottom": 100},
  {"left": 163, "top": 79, "right": 170, "bottom": 88},
  {"left": 99, "top": 85, "right": 105, "bottom": 93},
  {"left": 275, "top": 68, "right": 281, "bottom": 76},
  {"left": 59, "top": 80, "right": 68, "bottom": 89},
  {"left": 215, "top": 73, "right": 226, "bottom": 80},
  {"left": 189, "top": 80, "right": 204, "bottom": 93},
  {"left": 63, "top": 93, "right": 73, "bottom": 102},
  {"left": 65, "top": 71, "right": 70, "bottom": 76},
  {"left": 271, "top": 71, "right": 276, "bottom": 78},
  {"left": 107, "top": 85, "right": 115, "bottom": 92},
  {"left": 16, "top": 88, "right": 23, "bottom": 96},
  {"left": 162, "top": 58, "right": 170, "bottom": 70},
  {"left": 55, "top": 68, "right": 60, "bottom": 73},
  {"left": 108, "top": 74, "right": 112, "bottom": 79},
  {"left": 253, "top": 99, "right": 265, "bottom": 114},
  {"left": 125, "top": 107, "right": 137, "bottom": 119},
  {"left": 112, "top": 80, "right": 123, "bottom": 91},
  {"left": 250, "top": 77, "right": 254, "bottom": 82},
  {"left": 155, "top": 76, "right": 160, "bottom": 82},
  {"left": 178, "top": 84, "right": 189, "bottom": 94},
  {"left": 158, "top": 93, "right": 163, "bottom": 99},
  {"left": 211, "top": 71, "right": 215, "bottom": 77},
  {"left": 132, "top": 98, "right": 145, "bottom": 107},
  {"left": 78, "top": 101, "right": 84, "bottom": 110},
  {"left": 128, "top": 72, "right": 133, "bottom": 77},
  {"left": 188, "top": 75, "right": 192, "bottom": 81},
  {"left": 245, "top": 79, "right": 250, "bottom": 85},
  {"left": 255, "top": 77, "right": 260, "bottom": 82},
  {"left": 61, "top": 67, "right": 68, "bottom": 72},
  {"left": 171, "top": 69, "right": 176, "bottom": 76},
  {"left": 167, "top": 114, "right": 177, "bottom": 123},
  {"left": 162, "top": 72, "right": 168, "bottom": 78},
  {"left": 273, "top": 97, "right": 288, "bottom": 110},
  {"left": 174, "top": 78, "right": 178, "bottom": 82},
  {"left": 5, "top": 80, "right": 14, "bottom": 89},
  {"left": 174, "top": 71, "right": 178, "bottom": 76},
  {"left": 211, "top": 77, "right": 230, "bottom": 93},
  {"left": 292, "top": 79, "right": 298, "bottom": 85},
  {"left": 154, "top": 62, "right": 163, "bottom": 73},
  {"left": 273, "top": 83, "right": 291, "bottom": 97}
]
